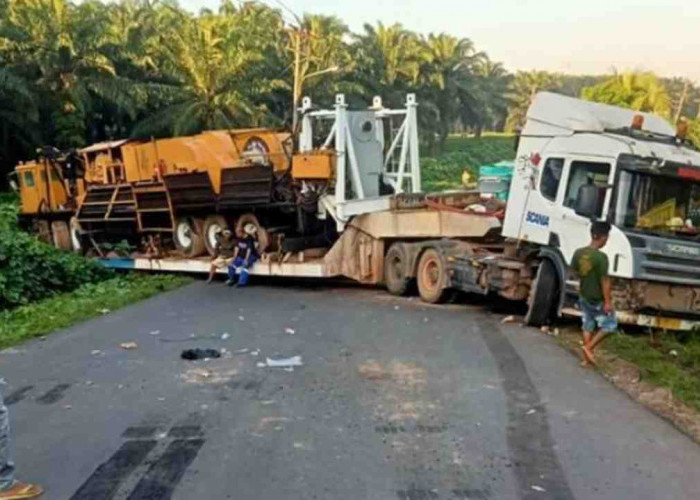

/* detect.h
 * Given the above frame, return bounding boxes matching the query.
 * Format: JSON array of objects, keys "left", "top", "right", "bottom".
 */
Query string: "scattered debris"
[
  {"left": 120, "top": 342, "right": 138, "bottom": 350},
  {"left": 261, "top": 356, "right": 303, "bottom": 368},
  {"left": 531, "top": 485, "right": 546, "bottom": 493},
  {"left": 284, "top": 328, "right": 296, "bottom": 335},
  {"left": 394, "top": 305, "right": 400, "bottom": 310},
  {"left": 238, "top": 316, "right": 245, "bottom": 321},
  {"left": 553, "top": 328, "right": 560, "bottom": 337},
  {"left": 98, "top": 308, "right": 110, "bottom": 314},
  {"left": 64, "top": 405, "right": 72, "bottom": 410},
  {"left": 256, "top": 362, "right": 266, "bottom": 368},
  {"left": 540, "top": 326, "right": 550, "bottom": 334},
  {"left": 149, "top": 330, "right": 160, "bottom": 336},
  {"left": 91, "top": 349, "right": 103, "bottom": 356},
  {"left": 181, "top": 348, "right": 221, "bottom": 361},
  {"left": 670, "top": 350, "right": 679, "bottom": 357},
  {"left": 250, "top": 349, "right": 260, "bottom": 356},
  {"left": 526, "top": 409, "right": 537, "bottom": 415},
  {"left": 233, "top": 348, "right": 250, "bottom": 355},
  {"left": 283, "top": 367, "right": 295, "bottom": 372},
  {"left": 221, "top": 332, "right": 230, "bottom": 340},
  {"left": 501, "top": 315, "right": 517, "bottom": 324}
]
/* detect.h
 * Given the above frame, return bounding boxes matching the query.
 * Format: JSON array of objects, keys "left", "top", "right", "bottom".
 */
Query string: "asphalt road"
[{"left": 2, "top": 279, "right": 700, "bottom": 500}]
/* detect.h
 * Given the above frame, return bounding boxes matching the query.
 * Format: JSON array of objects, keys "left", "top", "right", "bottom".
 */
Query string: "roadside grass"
[
  {"left": 0, "top": 273, "right": 192, "bottom": 349},
  {"left": 604, "top": 331, "right": 700, "bottom": 411},
  {"left": 421, "top": 134, "right": 516, "bottom": 192}
]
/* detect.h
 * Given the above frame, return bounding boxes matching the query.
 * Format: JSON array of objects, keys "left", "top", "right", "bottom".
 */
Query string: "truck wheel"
[
  {"left": 416, "top": 248, "right": 450, "bottom": 304},
  {"left": 174, "top": 217, "right": 206, "bottom": 257},
  {"left": 204, "top": 215, "right": 230, "bottom": 256},
  {"left": 525, "top": 259, "right": 558, "bottom": 327},
  {"left": 236, "top": 213, "right": 270, "bottom": 252},
  {"left": 51, "top": 220, "right": 72, "bottom": 251},
  {"left": 384, "top": 243, "right": 412, "bottom": 296},
  {"left": 34, "top": 220, "right": 51, "bottom": 244},
  {"left": 69, "top": 217, "right": 83, "bottom": 252}
]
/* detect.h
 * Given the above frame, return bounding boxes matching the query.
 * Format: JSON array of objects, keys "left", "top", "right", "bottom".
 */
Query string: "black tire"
[
  {"left": 525, "top": 259, "right": 559, "bottom": 327},
  {"left": 51, "top": 220, "right": 71, "bottom": 251},
  {"left": 384, "top": 243, "right": 412, "bottom": 296},
  {"left": 203, "top": 215, "right": 230, "bottom": 256},
  {"left": 173, "top": 217, "right": 206, "bottom": 257},
  {"left": 416, "top": 247, "right": 450, "bottom": 304}
]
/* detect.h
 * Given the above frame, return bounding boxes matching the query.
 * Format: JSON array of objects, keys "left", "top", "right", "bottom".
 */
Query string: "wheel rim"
[
  {"left": 177, "top": 220, "right": 193, "bottom": 248},
  {"left": 421, "top": 256, "right": 441, "bottom": 291},
  {"left": 206, "top": 223, "right": 223, "bottom": 250}
]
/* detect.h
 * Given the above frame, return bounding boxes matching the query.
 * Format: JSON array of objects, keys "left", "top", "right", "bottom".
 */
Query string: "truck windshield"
[{"left": 612, "top": 169, "right": 700, "bottom": 240}]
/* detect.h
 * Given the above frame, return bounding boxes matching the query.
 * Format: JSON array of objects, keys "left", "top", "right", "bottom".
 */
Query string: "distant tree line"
[{"left": 1, "top": 0, "right": 699, "bottom": 180}]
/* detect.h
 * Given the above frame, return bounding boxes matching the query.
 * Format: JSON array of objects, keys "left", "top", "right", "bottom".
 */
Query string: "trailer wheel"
[
  {"left": 51, "top": 220, "right": 72, "bottom": 251},
  {"left": 174, "top": 217, "right": 206, "bottom": 257},
  {"left": 525, "top": 259, "right": 558, "bottom": 327},
  {"left": 236, "top": 213, "right": 270, "bottom": 252},
  {"left": 69, "top": 217, "right": 83, "bottom": 252},
  {"left": 34, "top": 220, "right": 51, "bottom": 244},
  {"left": 203, "top": 215, "right": 230, "bottom": 256},
  {"left": 384, "top": 243, "right": 412, "bottom": 296},
  {"left": 416, "top": 248, "right": 450, "bottom": 304}
]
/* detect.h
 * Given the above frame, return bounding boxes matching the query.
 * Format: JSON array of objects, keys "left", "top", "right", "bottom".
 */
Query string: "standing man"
[
  {"left": 226, "top": 223, "right": 259, "bottom": 287},
  {"left": 570, "top": 221, "right": 617, "bottom": 366},
  {"left": 0, "top": 383, "right": 43, "bottom": 499}
]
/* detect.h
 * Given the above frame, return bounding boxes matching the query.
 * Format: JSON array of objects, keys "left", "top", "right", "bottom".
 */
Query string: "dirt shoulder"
[{"left": 551, "top": 322, "right": 700, "bottom": 443}]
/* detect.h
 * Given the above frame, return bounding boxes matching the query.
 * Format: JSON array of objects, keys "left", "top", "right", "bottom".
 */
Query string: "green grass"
[
  {"left": 0, "top": 273, "right": 192, "bottom": 348},
  {"left": 421, "top": 134, "right": 516, "bottom": 192},
  {"left": 605, "top": 331, "right": 700, "bottom": 411}
]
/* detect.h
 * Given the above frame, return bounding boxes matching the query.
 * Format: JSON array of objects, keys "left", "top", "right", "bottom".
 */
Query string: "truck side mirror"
[{"left": 574, "top": 184, "right": 600, "bottom": 218}]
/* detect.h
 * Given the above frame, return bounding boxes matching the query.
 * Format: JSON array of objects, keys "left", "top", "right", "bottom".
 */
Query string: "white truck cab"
[{"left": 502, "top": 92, "right": 700, "bottom": 328}]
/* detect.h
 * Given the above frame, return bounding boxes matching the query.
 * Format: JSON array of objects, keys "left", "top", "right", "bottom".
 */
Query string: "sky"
[{"left": 178, "top": 0, "right": 700, "bottom": 82}]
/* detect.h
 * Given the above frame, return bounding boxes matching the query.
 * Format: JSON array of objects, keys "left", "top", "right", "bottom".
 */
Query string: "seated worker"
[
  {"left": 206, "top": 229, "right": 236, "bottom": 283},
  {"left": 226, "top": 223, "right": 259, "bottom": 287}
]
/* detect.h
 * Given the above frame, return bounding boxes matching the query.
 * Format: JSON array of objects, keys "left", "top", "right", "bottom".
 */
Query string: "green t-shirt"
[{"left": 571, "top": 247, "right": 608, "bottom": 303}]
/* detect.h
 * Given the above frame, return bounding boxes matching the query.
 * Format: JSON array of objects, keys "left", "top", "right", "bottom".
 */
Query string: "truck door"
[{"left": 552, "top": 158, "right": 612, "bottom": 263}]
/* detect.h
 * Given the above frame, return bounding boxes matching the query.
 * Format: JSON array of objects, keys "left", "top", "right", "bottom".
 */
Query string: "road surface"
[{"left": 2, "top": 280, "right": 700, "bottom": 499}]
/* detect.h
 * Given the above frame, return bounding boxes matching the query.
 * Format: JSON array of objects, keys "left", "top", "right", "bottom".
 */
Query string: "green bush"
[
  {"left": 0, "top": 195, "right": 113, "bottom": 310},
  {"left": 422, "top": 135, "right": 516, "bottom": 191}
]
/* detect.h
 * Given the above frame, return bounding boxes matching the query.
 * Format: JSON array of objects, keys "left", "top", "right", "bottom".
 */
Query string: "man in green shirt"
[{"left": 570, "top": 221, "right": 617, "bottom": 366}]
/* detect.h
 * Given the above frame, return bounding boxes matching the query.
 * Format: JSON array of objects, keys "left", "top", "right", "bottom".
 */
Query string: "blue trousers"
[
  {"left": 0, "top": 380, "right": 15, "bottom": 491},
  {"left": 227, "top": 255, "right": 257, "bottom": 286}
]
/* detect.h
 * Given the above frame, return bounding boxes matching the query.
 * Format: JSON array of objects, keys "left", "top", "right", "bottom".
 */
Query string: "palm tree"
[
  {"left": 133, "top": 8, "right": 285, "bottom": 136},
  {"left": 506, "top": 70, "right": 562, "bottom": 131},
  {"left": 419, "top": 33, "right": 484, "bottom": 143},
  {"left": 351, "top": 23, "right": 425, "bottom": 94},
  {"left": 463, "top": 59, "right": 510, "bottom": 135},
  {"left": 2, "top": 0, "right": 136, "bottom": 147},
  {"left": 581, "top": 71, "right": 671, "bottom": 118}
]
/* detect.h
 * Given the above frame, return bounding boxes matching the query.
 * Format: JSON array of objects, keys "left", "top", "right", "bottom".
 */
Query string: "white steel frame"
[{"left": 298, "top": 94, "right": 421, "bottom": 228}]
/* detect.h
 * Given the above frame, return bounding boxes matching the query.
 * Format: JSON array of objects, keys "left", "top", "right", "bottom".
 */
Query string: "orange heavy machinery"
[{"left": 15, "top": 128, "right": 337, "bottom": 256}]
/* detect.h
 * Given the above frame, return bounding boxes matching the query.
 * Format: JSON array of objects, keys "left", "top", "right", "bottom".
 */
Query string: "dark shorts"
[{"left": 579, "top": 299, "right": 617, "bottom": 333}]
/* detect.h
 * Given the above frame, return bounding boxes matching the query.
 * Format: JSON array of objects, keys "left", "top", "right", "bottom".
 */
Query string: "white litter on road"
[
  {"left": 260, "top": 356, "right": 303, "bottom": 368},
  {"left": 238, "top": 316, "right": 245, "bottom": 321},
  {"left": 221, "top": 332, "right": 230, "bottom": 340},
  {"left": 149, "top": 330, "right": 160, "bottom": 336},
  {"left": 531, "top": 485, "right": 546, "bottom": 492},
  {"left": 526, "top": 409, "right": 537, "bottom": 415},
  {"left": 284, "top": 328, "right": 296, "bottom": 335}
]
